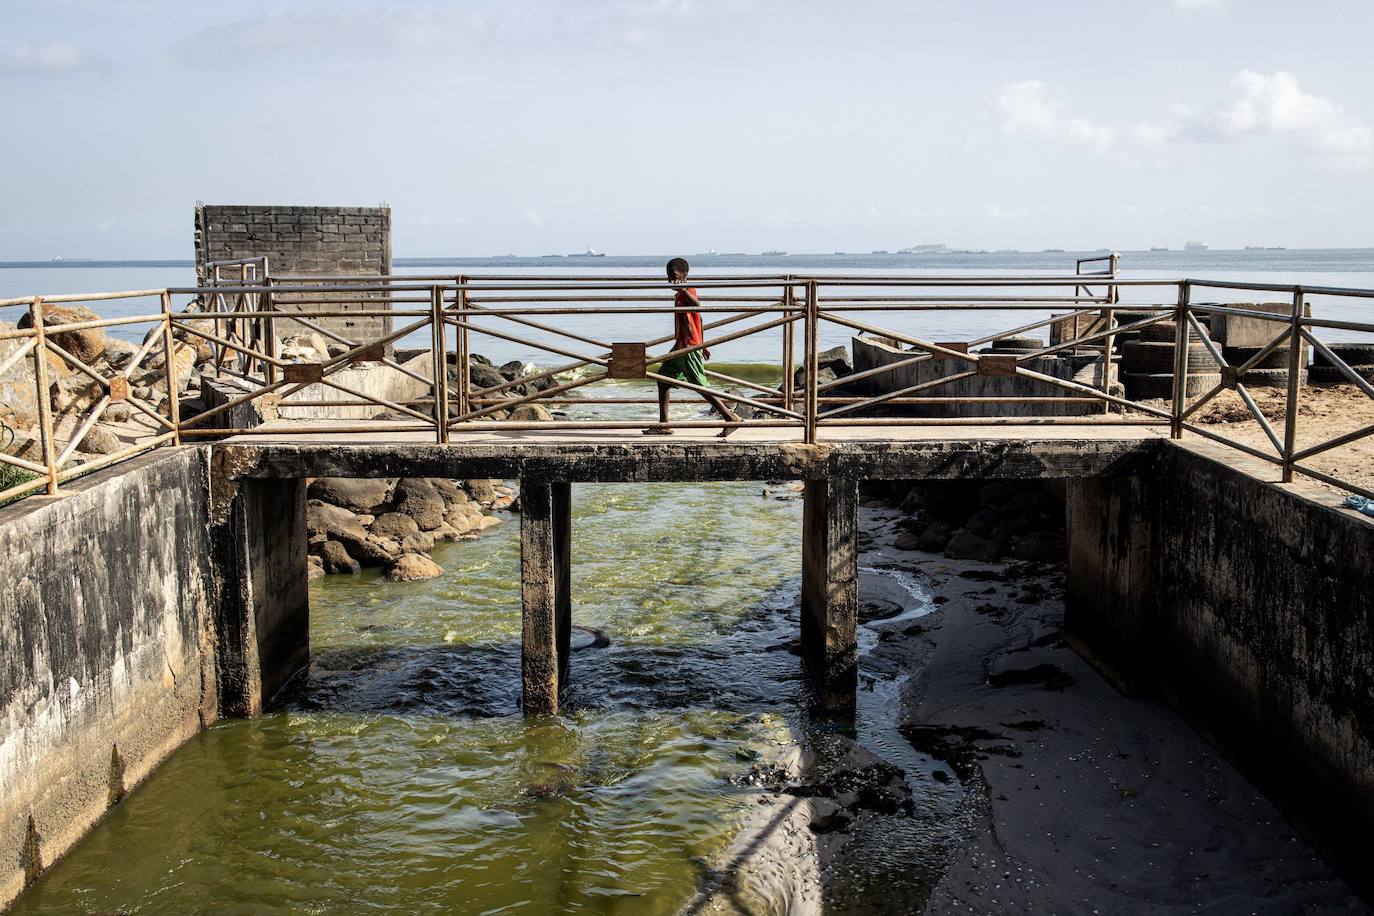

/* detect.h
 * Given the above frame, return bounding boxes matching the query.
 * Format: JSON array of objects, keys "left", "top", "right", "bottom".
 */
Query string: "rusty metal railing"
[{"left": 2, "top": 265, "right": 1373, "bottom": 504}]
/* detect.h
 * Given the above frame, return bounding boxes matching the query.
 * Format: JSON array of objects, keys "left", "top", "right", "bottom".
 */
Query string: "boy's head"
[{"left": 666, "top": 257, "right": 689, "bottom": 282}]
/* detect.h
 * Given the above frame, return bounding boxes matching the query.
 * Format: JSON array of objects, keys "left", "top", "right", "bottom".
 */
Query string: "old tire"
[
  {"left": 1124, "top": 372, "right": 1222, "bottom": 400},
  {"left": 1309, "top": 364, "right": 1374, "bottom": 385},
  {"left": 1121, "top": 340, "right": 1219, "bottom": 373},
  {"left": 1224, "top": 346, "right": 1293, "bottom": 370},
  {"left": 1314, "top": 343, "right": 1374, "bottom": 368},
  {"left": 1233, "top": 368, "right": 1307, "bottom": 388},
  {"left": 1139, "top": 320, "right": 1210, "bottom": 344}
]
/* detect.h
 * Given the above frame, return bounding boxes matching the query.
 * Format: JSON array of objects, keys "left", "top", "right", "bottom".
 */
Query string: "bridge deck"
[{"left": 215, "top": 422, "right": 1169, "bottom": 482}]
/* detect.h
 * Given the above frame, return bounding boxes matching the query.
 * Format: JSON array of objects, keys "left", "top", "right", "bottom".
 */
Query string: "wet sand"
[{"left": 697, "top": 498, "right": 1368, "bottom": 914}]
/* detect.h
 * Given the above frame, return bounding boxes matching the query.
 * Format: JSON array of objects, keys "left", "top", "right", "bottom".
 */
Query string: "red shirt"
[{"left": 675, "top": 288, "right": 703, "bottom": 348}]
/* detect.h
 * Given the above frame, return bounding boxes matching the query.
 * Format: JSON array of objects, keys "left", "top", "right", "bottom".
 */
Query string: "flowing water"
[{"left": 13, "top": 480, "right": 960, "bottom": 914}]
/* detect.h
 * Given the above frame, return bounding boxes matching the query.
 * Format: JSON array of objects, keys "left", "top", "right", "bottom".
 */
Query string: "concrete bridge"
[{"left": 213, "top": 423, "right": 1162, "bottom": 717}]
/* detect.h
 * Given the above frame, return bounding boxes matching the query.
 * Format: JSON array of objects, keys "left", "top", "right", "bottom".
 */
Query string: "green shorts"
[{"left": 657, "top": 350, "right": 708, "bottom": 388}]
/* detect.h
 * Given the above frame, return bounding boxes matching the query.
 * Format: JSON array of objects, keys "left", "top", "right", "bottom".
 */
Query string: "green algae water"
[{"left": 17, "top": 482, "right": 938, "bottom": 914}]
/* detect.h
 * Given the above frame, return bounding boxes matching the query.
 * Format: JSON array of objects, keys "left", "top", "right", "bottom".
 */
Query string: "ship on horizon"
[
  {"left": 1184, "top": 240, "right": 1209, "bottom": 251},
  {"left": 571, "top": 247, "right": 606, "bottom": 257}
]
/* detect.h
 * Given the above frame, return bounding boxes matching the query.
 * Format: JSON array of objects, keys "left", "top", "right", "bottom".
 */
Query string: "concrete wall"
[
  {"left": 194, "top": 204, "right": 392, "bottom": 343},
  {"left": 1066, "top": 440, "right": 1374, "bottom": 882},
  {"left": 851, "top": 335, "right": 1116, "bottom": 417},
  {"left": 0, "top": 448, "right": 217, "bottom": 908}
]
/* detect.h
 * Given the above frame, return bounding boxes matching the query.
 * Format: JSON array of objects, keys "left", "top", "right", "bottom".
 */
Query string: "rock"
[
  {"left": 171, "top": 330, "right": 214, "bottom": 364},
  {"left": 307, "top": 564, "right": 325, "bottom": 581},
  {"left": 386, "top": 554, "right": 444, "bottom": 581},
  {"left": 893, "top": 529, "right": 921, "bottom": 551},
  {"left": 392, "top": 477, "right": 447, "bottom": 530},
  {"left": 429, "top": 522, "right": 462, "bottom": 541},
  {"left": 352, "top": 536, "right": 402, "bottom": 567},
  {"left": 104, "top": 402, "right": 133, "bottom": 422},
  {"left": 306, "top": 500, "right": 370, "bottom": 546},
  {"left": 815, "top": 345, "right": 853, "bottom": 377},
  {"left": 102, "top": 339, "right": 140, "bottom": 371},
  {"left": 464, "top": 479, "right": 498, "bottom": 504},
  {"left": 318, "top": 540, "right": 361, "bottom": 574},
  {"left": 430, "top": 478, "right": 464, "bottom": 501},
  {"left": 793, "top": 365, "right": 838, "bottom": 389},
  {"left": 1011, "top": 530, "right": 1067, "bottom": 562},
  {"left": 469, "top": 362, "right": 508, "bottom": 390},
  {"left": 21, "top": 305, "right": 107, "bottom": 364},
  {"left": 963, "top": 507, "right": 1001, "bottom": 534},
  {"left": 369, "top": 511, "right": 420, "bottom": 541},
  {"left": 400, "top": 531, "right": 436, "bottom": 554},
  {"left": 307, "top": 477, "right": 395, "bottom": 514},
  {"left": 944, "top": 529, "right": 1005, "bottom": 563},
  {"left": 79, "top": 425, "right": 121, "bottom": 455},
  {"left": 916, "top": 521, "right": 954, "bottom": 552},
  {"left": 507, "top": 403, "right": 552, "bottom": 422},
  {"left": 499, "top": 360, "right": 528, "bottom": 381},
  {"left": 444, "top": 501, "right": 484, "bottom": 534}
]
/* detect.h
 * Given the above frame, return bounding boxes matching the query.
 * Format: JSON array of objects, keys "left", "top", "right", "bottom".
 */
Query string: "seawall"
[
  {"left": 0, "top": 448, "right": 218, "bottom": 908},
  {"left": 1066, "top": 439, "right": 1374, "bottom": 883}
]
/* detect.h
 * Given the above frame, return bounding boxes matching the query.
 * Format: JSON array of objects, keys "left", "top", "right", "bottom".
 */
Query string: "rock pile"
[
  {"left": 868, "top": 479, "right": 1067, "bottom": 564},
  {"left": 306, "top": 476, "right": 515, "bottom": 581}
]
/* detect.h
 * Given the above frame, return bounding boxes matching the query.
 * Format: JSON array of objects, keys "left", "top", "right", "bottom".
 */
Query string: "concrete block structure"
[{"left": 193, "top": 204, "right": 393, "bottom": 344}]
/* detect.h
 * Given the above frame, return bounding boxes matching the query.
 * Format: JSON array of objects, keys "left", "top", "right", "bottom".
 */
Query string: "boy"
[{"left": 645, "top": 257, "right": 741, "bottom": 437}]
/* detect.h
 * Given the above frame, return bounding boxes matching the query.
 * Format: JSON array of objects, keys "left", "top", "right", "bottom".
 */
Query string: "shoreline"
[{"left": 696, "top": 491, "right": 1367, "bottom": 914}]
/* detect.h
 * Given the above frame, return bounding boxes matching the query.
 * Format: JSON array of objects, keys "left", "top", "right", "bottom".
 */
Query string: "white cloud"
[
  {"left": 992, "top": 70, "right": 1373, "bottom": 171},
  {"left": 0, "top": 42, "right": 90, "bottom": 74}
]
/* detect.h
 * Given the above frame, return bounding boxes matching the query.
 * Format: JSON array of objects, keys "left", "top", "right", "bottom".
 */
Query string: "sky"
[{"left": 1, "top": 0, "right": 1372, "bottom": 258}]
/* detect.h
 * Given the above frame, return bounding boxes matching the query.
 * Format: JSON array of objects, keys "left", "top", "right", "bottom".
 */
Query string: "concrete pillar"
[
  {"left": 801, "top": 476, "right": 859, "bottom": 717},
  {"left": 214, "top": 478, "right": 309, "bottom": 717},
  {"left": 521, "top": 477, "right": 572, "bottom": 716}
]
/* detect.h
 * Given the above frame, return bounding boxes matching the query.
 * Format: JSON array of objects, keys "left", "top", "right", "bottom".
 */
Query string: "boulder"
[
  {"left": 318, "top": 540, "right": 361, "bottom": 574},
  {"left": 306, "top": 500, "right": 370, "bottom": 546},
  {"left": 944, "top": 529, "right": 1005, "bottom": 563},
  {"left": 916, "top": 521, "right": 954, "bottom": 553},
  {"left": 400, "top": 530, "right": 436, "bottom": 554},
  {"left": 102, "top": 339, "right": 140, "bottom": 371},
  {"left": 392, "top": 477, "right": 447, "bottom": 530},
  {"left": 386, "top": 554, "right": 444, "bottom": 581},
  {"left": 430, "top": 478, "right": 464, "bottom": 501},
  {"left": 369, "top": 511, "right": 420, "bottom": 540},
  {"left": 308, "top": 477, "right": 395, "bottom": 514},
  {"left": 429, "top": 522, "right": 462, "bottom": 541},
  {"left": 0, "top": 322, "right": 39, "bottom": 427},
  {"left": 815, "top": 345, "right": 853, "bottom": 377},
  {"left": 464, "top": 479, "right": 498, "bottom": 504},
  {"left": 962, "top": 507, "right": 1001, "bottom": 534},
  {"left": 924, "top": 481, "right": 980, "bottom": 525},
  {"left": 104, "top": 402, "right": 133, "bottom": 423},
  {"left": 79, "top": 425, "right": 121, "bottom": 455},
  {"left": 508, "top": 404, "right": 552, "bottom": 422},
  {"left": 20, "top": 305, "right": 107, "bottom": 364},
  {"left": 469, "top": 362, "right": 508, "bottom": 390},
  {"left": 444, "top": 501, "right": 485, "bottom": 534},
  {"left": 1011, "top": 530, "right": 1067, "bottom": 562},
  {"left": 352, "top": 536, "right": 402, "bottom": 567},
  {"left": 499, "top": 360, "right": 528, "bottom": 381}
]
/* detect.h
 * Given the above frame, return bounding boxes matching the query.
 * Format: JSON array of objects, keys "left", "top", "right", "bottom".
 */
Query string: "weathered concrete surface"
[
  {"left": 801, "top": 477, "right": 859, "bottom": 716},
  {"left": 216, "top": 426, "right": 1163, "bottom": 485},
  {"left": 212, "top": 477, "right": 309, "bottom": 717},
  {"left": 1066, "top": 438, "right": 1374, "bottom": 889},
  {"left": 520, "top": 477, "right": 571, "bottom": 716},
  {"left": 0, "top": 448, "right": 217, "bottom": 909},
  {"left": 851, "top": 335, "right": 1117, "bottom": 417}
]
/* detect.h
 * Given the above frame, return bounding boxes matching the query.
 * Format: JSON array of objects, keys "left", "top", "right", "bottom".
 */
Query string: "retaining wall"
[
  {"left": 1066, "top": 439, "right": 1374, "bottom": 882},
  {"left": 0, "top": 449, "right": 217, "bottom": 908}
]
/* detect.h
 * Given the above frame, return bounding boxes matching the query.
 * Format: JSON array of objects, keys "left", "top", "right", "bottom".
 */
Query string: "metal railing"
[{"left": 2, "top": 265, "right": 1372, "bottom": 503}]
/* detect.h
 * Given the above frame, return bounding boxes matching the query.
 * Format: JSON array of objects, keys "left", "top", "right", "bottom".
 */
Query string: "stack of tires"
[
  {"left": 1122, "top": 320, "right": 1221, "bottom": 400},
  {"left": 977, "top": 335, "right": 1045, "bottom": 356},
  {"left": 1222, "top": 340, "right": 1308, "bottom": 388},
  {"left": 1310, "top": 343, "right": 1374, "bottom": 385}
]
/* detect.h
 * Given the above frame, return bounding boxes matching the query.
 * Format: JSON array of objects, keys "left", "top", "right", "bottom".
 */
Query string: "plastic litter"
[{"left": 1343, "top": 495, "right": 1374, "bottom": 518}]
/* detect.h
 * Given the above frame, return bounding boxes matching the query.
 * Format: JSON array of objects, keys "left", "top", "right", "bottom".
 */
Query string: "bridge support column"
[
  {"left": 215, "top": 478, "right": 310, "bottom": 717},
  {"left": 801, "top": 476, "right": 858, "bottom": 717},
  {"left": 521, "top": 477, "right": 572, "bottom": 716}
]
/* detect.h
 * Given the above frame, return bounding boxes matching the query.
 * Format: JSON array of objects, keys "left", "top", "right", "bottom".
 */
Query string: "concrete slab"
[{"left": 215, "top": 422, "right": 1169, "bottom": 483}]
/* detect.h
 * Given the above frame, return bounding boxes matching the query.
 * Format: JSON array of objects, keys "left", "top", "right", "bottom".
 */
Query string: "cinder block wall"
[{"left": 194, "top": 205, "right": 392, "bottom": 343}]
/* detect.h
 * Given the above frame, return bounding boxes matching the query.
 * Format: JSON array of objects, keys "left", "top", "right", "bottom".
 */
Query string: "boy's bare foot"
[{"left": 643, "top": 425, "right": 674, "bottom": 435}]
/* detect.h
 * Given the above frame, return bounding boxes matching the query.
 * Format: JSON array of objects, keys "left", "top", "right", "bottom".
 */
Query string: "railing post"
[
  {"left": 804, "top": 280, "right": 819, "bottom": 444},
  {"left": 430, "top": 284, "right": 450, "bottom": 444},
  {"left": 262, "top": 276, "right": 277, "bottom": 385},
  {"left": 30, "top": 297, "right": 59, "bottom": 495},
  {"left": 160, "top": 291, "right": 182, "bottom": 445},
  {"left": 1101, "top": 257, "right": 1119, "bottom": 414},
  {"left": 1282, "top": 287, "right": 1305, "bottom": 483},
  {"left": 781, "top": 278, "right": 795, "bottom": 415},
  {"left": 1170, "top": 281, "right": 1191, "bottom": 438},
  {"left": 456, "top": 276, "right": 470, "bottom": 420}
]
